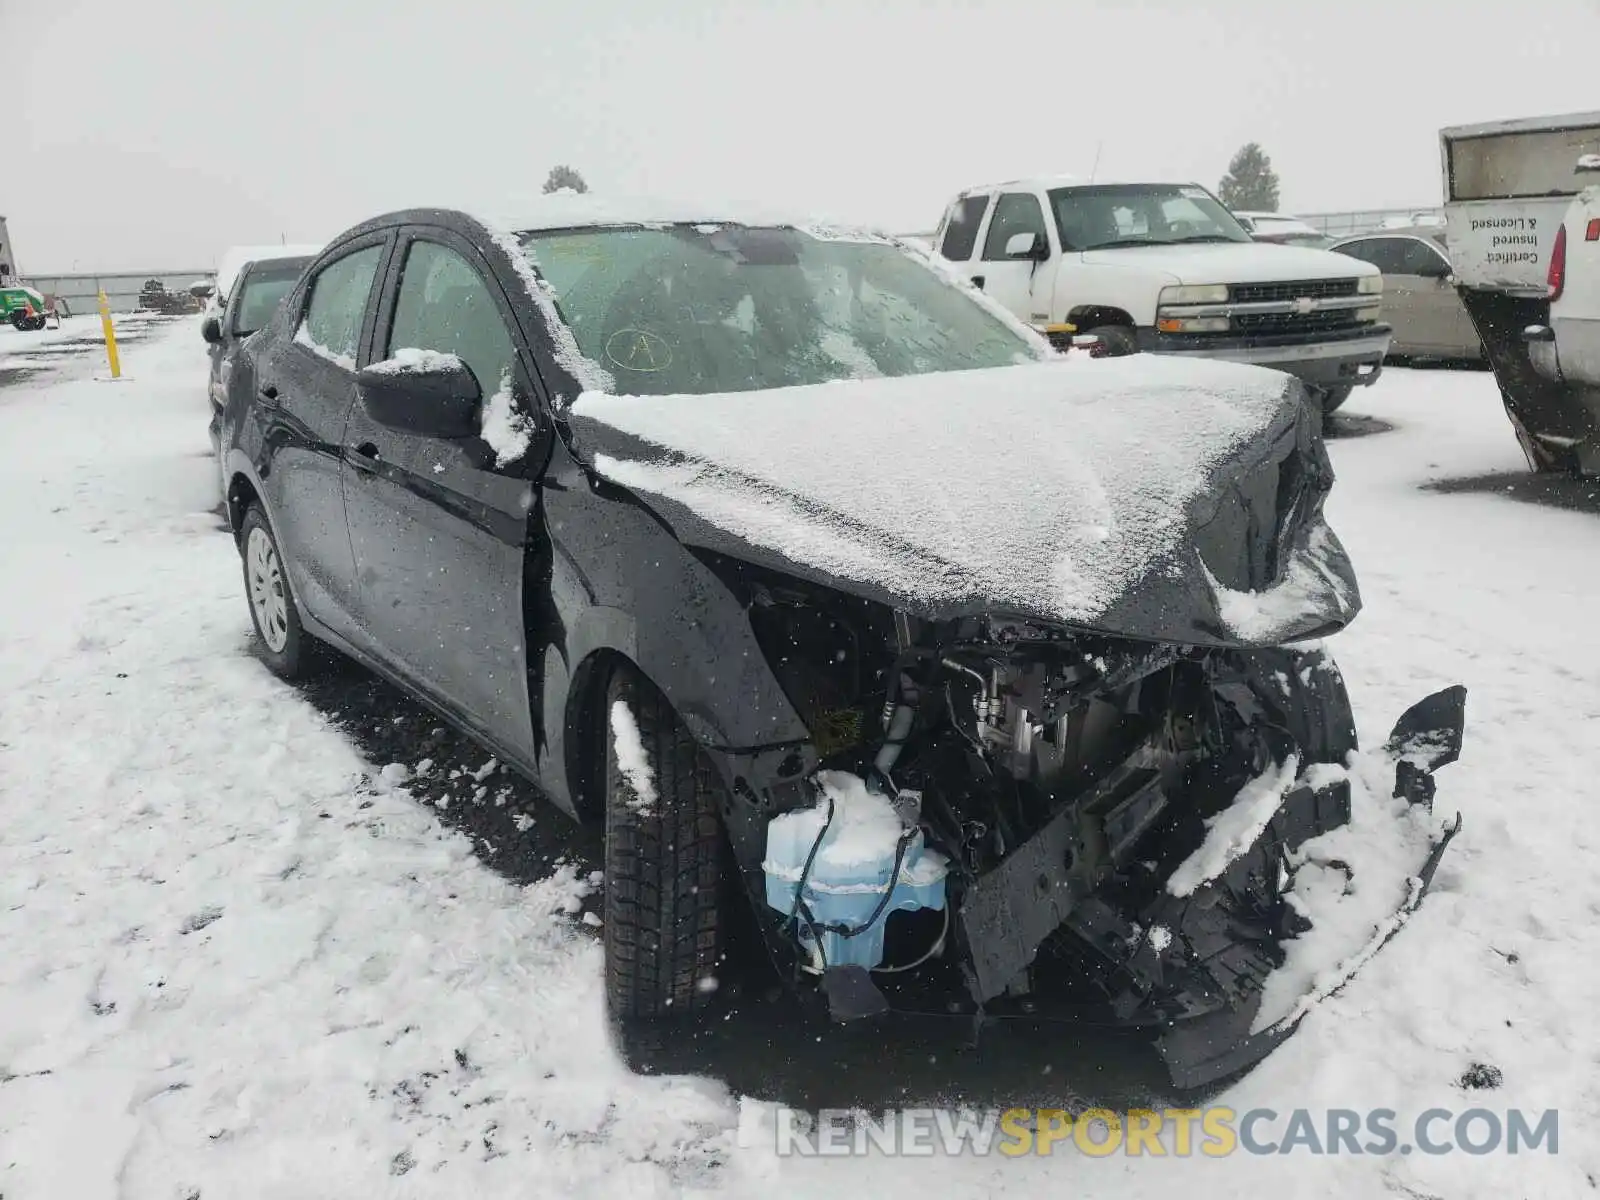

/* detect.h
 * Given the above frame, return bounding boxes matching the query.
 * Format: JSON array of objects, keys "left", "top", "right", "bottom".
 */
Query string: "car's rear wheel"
[
  {"left": 9, "top": 311, "right": 26, "bottom": 331},
  {"left": 238, "top": 505, "right": 320, "bottom": 679},
  {"left": 603, "top": 664, "right": 727, "bottom": 1019}
]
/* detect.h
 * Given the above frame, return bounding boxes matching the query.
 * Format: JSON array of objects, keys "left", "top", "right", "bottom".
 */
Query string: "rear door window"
[
  {"left": 939, "top": 194, "right": 990, "bottom": 262},
  {"left": 981, "top": 192, "right": 1048, "bottom": 260},
  {"left": 298, "top": 245, "right": 383, "bottom": 366},
  {"left": 1333, "top": 238, "right": 1380, "bottom": 267},
  {"left": 1362, "top": 238, "right": 1414, "bottom": 275},
  {"left": 1395, "top": 238, "right": 1451, "bottom": 276},
  {"left": 1335, "top": 237, "right": 1411, "bottom": 274}
]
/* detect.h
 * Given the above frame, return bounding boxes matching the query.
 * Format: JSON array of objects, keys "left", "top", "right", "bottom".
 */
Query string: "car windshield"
[
  {"left": 517, "top": 225, "right": 1042, "bottom": 396},
  {"left": 233, "top": 261, "right": 308, "bottom": 336},
  {"left": 1048, "top": 184, "right": 1254, "bottom": 251}
]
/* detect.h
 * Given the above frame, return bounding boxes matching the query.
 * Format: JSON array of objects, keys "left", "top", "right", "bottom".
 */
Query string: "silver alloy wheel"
[{"left": 246, "top": 526, "right": 290, "bottom": 653}]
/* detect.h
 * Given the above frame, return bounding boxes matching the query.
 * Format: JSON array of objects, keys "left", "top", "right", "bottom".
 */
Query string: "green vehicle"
[{"left": 1, "top": 285, "right": 48, "bottom": 330}]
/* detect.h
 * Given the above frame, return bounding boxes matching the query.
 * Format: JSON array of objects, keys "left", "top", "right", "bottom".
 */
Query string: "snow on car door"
[{"left": 972, "top": 191, "right": 1057, "bottom": 328}]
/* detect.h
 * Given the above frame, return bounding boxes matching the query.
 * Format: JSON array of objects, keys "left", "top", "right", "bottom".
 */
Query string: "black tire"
[
  {"left": 9, "top": 311, "right": 26, "bottom": 331},
  {"left": 1315, "top": 384, "right": 1353, "bottom": 416},
  {"left": 603, "top": 665, "right": 727, "bottom": 1019},
  {"left": 238, "top": 505, "right": 320, "bottom": 679},
  {"left": 1086, "top": 325, "right": 1138, "bottom": 357}
]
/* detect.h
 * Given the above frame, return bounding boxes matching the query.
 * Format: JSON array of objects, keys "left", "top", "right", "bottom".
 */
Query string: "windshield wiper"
[
  {"left": 1084, "top": 239, "right": 1163, "bottom": 250},
  {"left": 1164, "top": 235, "right": 1245, "bottom": 245}
]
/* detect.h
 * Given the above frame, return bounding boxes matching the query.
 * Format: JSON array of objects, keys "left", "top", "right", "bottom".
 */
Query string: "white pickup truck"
[
  {"left": 931, "top": 177, "right": 1390, "bottom": 413},
  {"left": 1441, "top": 112, "right": 1600, "bottom": 473}
]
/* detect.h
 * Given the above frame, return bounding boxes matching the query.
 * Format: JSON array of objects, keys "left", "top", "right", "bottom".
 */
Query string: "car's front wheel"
[
  {"left": 603, "top": 664, "right": 728, "bottom": 1019},
  {"left": 238, "top": 505, "right": 320, "bottom": 679},
  {"left": 1315, "top": 384, "right": 1353, "bottom": 416},
  {"left": 1086, "top": 325, "right": 1139, "bottom": 357}
]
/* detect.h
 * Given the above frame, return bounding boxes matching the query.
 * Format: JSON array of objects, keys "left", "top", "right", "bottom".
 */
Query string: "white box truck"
[{"left": 1442, "top": 112, "right": 1600, "bottom": 473}]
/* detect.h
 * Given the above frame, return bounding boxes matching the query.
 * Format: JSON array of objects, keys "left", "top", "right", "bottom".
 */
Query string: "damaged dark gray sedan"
[{"left": 216, "top": 200, "right": 1466, "bottom": 1089}]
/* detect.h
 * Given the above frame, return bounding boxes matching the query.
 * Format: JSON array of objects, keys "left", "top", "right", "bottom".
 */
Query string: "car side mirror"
[
  {"left": 201, "top": 316, "right": 223, "bottom": 345},
  {"left": 356, "top": 353, "right": 482, "bottom": 438},
  {"left": 1576, "top": 153, "right": 1600, "bottom": 174},
  {"left": 1005, "top": 231, "right": 1049, "bottom": 261}
]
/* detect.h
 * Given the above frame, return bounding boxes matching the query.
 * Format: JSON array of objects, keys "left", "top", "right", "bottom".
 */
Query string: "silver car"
[
  {"left": 1330, "top": 229, "right": 1483, "bottom": 361},
  {"left": 1233, "top": 211, "right": 1338, "bottom": 249}
]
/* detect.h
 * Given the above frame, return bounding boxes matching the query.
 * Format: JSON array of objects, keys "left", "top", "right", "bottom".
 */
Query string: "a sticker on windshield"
[{"left": 1180, "top": 186, "right": 1210, "bottom": 200}]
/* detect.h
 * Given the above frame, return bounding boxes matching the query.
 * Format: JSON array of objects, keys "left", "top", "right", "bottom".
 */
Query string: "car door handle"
[
  {"left": 971, "top": 275, "right": 986, "bottom": 290},
  {"left": 349, "top": 442, "right": 381, "bottom": 473}
]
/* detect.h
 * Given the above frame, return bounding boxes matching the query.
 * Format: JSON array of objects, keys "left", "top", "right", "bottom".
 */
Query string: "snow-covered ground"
[
  {"left": 2, "top": 323, "right": 1597, "bottom": 1197},
  {"left": 0, "top": 313, "right": 167, "bottom": 379}
]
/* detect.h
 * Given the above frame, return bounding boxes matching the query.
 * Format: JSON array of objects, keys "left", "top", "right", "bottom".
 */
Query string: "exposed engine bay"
[{"left": 730, "top": 569, "right": 1465, "bottom": 1088}]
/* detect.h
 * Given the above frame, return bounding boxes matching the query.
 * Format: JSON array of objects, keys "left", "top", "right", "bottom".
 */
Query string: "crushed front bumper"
[
  {"left": 1156, "top": 813, "right": 1459, "bottom": 1088},
  {"left": 957, "top": 685, "right": 1467, "bottom": 1090}
]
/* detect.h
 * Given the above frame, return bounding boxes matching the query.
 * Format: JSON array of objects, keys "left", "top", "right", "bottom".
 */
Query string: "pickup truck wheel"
[
  {"left": 1086, "top": 325, "right": 1138, "bottom": 357},
  {"left": 1316, "top": 385, "right": 1353, "bottom": 415},
  {"left": 9, "top": 312, "right": 26, "bottom": 331},
  {"left": 603, "top": 665, "right": 727, "bottom": 1020}
]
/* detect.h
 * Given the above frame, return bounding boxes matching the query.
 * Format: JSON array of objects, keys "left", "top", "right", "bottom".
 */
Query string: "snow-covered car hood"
[
  {"left": 1077, "top": 241, "right": 1380, "bottom": 286},
  {"left": 566, "top": 357, "right": 1361, "bottom": 646}
]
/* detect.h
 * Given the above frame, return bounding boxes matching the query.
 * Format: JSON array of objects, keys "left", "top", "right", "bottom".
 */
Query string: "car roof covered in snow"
[
  {"left": 956, "top": 176, "right": 1213, "bottom": 196},
  {"left": 215, "top": 244, "right": 323, "bottom": 299},
  {"left": 1334, "top": 227, "right": 1449, "bottom": 252},
  {"left": 480, "top": 193, "right": 883, "bottom": 236},
  {"left": 1241, "top": 214, "right": 1322, "bottom": 234}
]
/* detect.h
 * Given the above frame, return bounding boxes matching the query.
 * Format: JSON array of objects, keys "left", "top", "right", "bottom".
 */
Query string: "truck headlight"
[
  {"left": 1158, "top": 284, "right": 1230, "bottom": 305},
  {"left": 1157, "top": 316, "right": 1231, "bottom": 334},
  {"left": 1357, "top": 274, "right": 1384, "bottom": 295}
]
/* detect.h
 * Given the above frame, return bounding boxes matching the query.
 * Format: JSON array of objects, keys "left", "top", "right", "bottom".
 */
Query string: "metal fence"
[
  {"left": 18, "top": 270, "right": 212, "bottom": 316},
  {"left": 1295, "top": 208, "right": 1446, "bottom": 238}
]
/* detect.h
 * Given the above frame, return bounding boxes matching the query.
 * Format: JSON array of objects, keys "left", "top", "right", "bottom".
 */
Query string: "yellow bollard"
[{"left": 98, "top": 289, "right": 122, "bottom": 379}]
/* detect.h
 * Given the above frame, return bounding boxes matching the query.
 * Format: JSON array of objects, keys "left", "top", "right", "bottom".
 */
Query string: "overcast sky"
[{"left": 5, "top": 0, "right": 1599, "bottom": 273}]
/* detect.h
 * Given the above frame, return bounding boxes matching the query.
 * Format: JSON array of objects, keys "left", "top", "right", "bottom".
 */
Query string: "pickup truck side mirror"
[
  {"left": 1576, "top": 154, "right": 1600, "bottom": 174},
  {"left": 201, "top": 316, "right": 223, "bottom": 345},
  {"left": 1005, "top": 231, "right": 1050, "bottom": 261}
]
